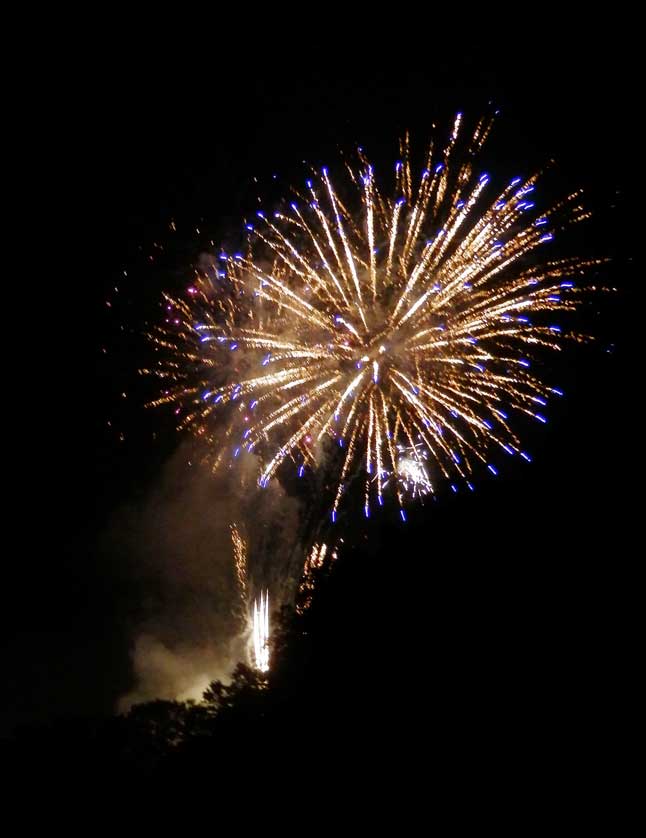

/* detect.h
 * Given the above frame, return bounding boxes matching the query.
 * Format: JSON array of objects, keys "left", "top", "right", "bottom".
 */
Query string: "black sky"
[{"left": 4, "top": 29, "right": 639, "bottom": 735}]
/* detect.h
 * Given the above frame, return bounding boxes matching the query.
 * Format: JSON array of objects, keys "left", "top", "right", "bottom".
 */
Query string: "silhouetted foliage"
[{"left": 2, "top": 543, "right": 632, "bottom": 803}]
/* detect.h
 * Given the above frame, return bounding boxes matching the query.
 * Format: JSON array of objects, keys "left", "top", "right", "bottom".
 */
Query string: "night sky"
[{"left": 4, "top": 30, "right": 639, "bottom": 741}]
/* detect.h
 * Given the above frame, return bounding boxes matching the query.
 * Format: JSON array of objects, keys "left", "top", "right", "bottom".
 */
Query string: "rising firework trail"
[
  {"left": 252, "top": 591, "right": 270, "bottom": 673},
  {"left": 145, "top": 113, "right": 603, "bottom": 523},
  {"left": 230, "top": 523, "right": 270, "bottom": 672}
]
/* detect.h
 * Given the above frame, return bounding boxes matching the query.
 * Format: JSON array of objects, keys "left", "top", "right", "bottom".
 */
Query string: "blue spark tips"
[
  {"left": 552, "top": 388, "right": 564, "bottom": 396},
  {"left": 487, "top": 464, "right": 498, "bottom": 475},
  {"left": 518, "top": 359, "right": 530, "bottom": 368},
  {"left": 520, "top": 451, "right": 532, "bottom": 462},
  {"left": 451, "top": 484, "right": 458, "bottom": 493},
  {"left": 298, "top": 465, "right": 305, "bottom": 477},
  {"left": 331, "top": 510, "right": 337, "bottom": 523},
  {"left": 540, "top": 233, "right": 554, "bottom": 243},
  {"left": 535, "top": 414, "right": 548, "bottom": 424},
  {"left": 435, "top": 163, "right": 444, "bottom": 173},
  {"left": 467, "top": 481, "right": 475, "bottom": 492},
  {"left": 510, "top": 177, "right": 522, "bottom": 186}
]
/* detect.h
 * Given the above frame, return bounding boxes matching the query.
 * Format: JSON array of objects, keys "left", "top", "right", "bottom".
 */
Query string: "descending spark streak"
[
  {"left": 252, "top": 591, "right": 269, "bottom": 673},
  {"left": 297, "top": 543, "right": 339, "bottom": 614},
  {"left": 230, "top": 523, "right": 247, "bottom": 604},
  {"left": 145, "top": 114, "right": 600, "bottom": 516}
]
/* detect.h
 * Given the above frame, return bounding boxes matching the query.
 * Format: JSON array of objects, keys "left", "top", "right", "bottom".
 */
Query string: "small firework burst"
[{"left": 394, "top": 442, "right": 433, "bottom": 498}]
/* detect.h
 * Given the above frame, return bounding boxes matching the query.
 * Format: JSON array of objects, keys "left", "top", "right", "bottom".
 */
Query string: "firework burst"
[{"left": 145, "top": 113, "right": 602, "bottom": 521}]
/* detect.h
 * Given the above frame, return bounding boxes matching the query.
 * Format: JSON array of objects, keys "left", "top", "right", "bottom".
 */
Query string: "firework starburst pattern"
[{"left": 145, "top": 113, "right": 599, "bottom": 524}]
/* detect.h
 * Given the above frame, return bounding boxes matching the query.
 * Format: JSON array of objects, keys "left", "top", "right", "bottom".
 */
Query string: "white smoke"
[{"left": 108, "top": 440, "right": 300, "bottom": 712}]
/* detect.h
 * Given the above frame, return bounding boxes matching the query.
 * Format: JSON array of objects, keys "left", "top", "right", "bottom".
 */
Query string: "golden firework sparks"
[
  {"left": 230, "top": 522, "right": 247, "bottom": 604},
  {"left": 297, "top": 542, "right": 340, "bottom": 615},
  {"left": 144, "top": 114, "right": 602, "bottom": 522}
]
